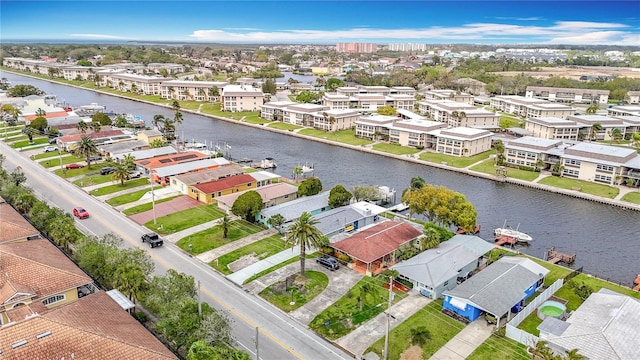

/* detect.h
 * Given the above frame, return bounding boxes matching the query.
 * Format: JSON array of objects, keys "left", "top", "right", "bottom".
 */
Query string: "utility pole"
[
  {"left": 150, "top": 173, "right": 156, "bottom": 225},
  {"left": 383, "top": 275, "right": 393, "bottom": 360},
  {"left": 255, "top": 326, "right": 259, "bottom": 360},
  {"left": 197, "top": 280, "right": 202, "bottom": 317}
]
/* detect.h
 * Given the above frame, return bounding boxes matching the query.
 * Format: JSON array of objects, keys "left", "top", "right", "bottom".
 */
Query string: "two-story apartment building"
[
  {"left": 421, "top": 89, "right": 475, "bottom": 105},
  {"left": 308, "top": 109, "right": 361, "bottom": 131},
  {"left": 428, "top": 127, "right": 493, "bottom": 157},
  {"left": 567, "top": 115, "right": 627, "bottom": 141},
  {"left": 525, "top": 117, "right": 581, "bottom": 140},
  {"left": 526, "top": 86, "right": 610, "bottom": 104},
  {"left": 418, "top": 99, "right": 500, "bottom": 128},
  {"left": 103, "top": 72, "right": 167, "bottom": 95},
  {"left": 355, "top": 115, "right": 397, "bottom": 140},
  {"left": 221, "top": 85, "right": 264, "bottom": 112},
  {"left": 281, "top": 103, "right": 329, "bottom": 126},
  {"left": 388, "top": 119, "right": 447, "bottom": 148},
  {"left": 321, "top": 93, "right": 351, "bottom": 110},
  {"left": 160, "top": 80, "right": 228, "bottom": 101},
  {"left": 490, "top": 95, "right": 552, "bottom": 117},
  {"left": 504, "top": 136, "right": 563, "bottom": 169}
]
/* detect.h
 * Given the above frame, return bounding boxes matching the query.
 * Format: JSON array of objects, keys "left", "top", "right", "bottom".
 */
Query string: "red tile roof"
[
  {"left": 0, "top": 200, "right": 40, "bottom": 243},
  {"left": 57, "top": 129, "right": 124, "bottom": 143},
  {"left": 0, "top": 292, "right": 177, "bottom": 359},
  {"left": 192, "top": 173, "right": 256, "bottom": 194},
  {"left": 23, "top": 111, "right": 70, "bottom": 121},
  {"left": 331, "top": 221, "right": 423, "bottom": 263},
  {"left": 135, "top": 151, "right": 208, "bottom": 169}
]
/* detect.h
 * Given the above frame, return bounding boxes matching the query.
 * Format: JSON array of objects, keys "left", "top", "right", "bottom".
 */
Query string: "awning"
[{"left": 449, "top": 297, "right": 468, "bottom": 310}]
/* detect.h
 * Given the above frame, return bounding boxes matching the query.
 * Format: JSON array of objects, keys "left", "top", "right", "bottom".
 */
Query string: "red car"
[
  {"left": 65, "top": 163, "right": 85, "bottom": 169},
  {"left": 73, "top": 207, "right": 90, "bottom": 219}
]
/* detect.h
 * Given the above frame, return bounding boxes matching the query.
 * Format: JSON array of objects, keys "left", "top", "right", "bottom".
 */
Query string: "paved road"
[{"left": 0, "top": 142, "right": 352, "bottom": 360}]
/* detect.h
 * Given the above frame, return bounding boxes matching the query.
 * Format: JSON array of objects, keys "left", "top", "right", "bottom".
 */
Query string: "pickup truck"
[{"left": 141, "top": 232, "right": 164, "bottom": 248}]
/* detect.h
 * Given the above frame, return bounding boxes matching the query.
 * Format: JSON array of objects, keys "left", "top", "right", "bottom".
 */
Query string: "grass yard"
[
  {"left": 372, "top": 143, "right": 421, "bottom": 156},
  {"left": 11, "top": 138, "right": 49, "bottom": 148},
  {"left": 31, "top": 151, "right": 69, "bottom": 160},
  {"left": 467, "top": 334, "right": 530, "bottom": 360},
  {"left": 538, "top": 176, "right": 619, "bottom": 198},
  {"left": 259, "top": 271, "right": 329, "bottom": 312},
  {"left": 242, "top": 255, "right": 316, "bottom": 285},
  {"left": 499, "top": 115, "right": 524, "bottom": 128},
  {"left": 366, "top": 300, "right": 465, "bottom": 360},
  {"left": 122, "top": 196, "right": 181, "bottom": 215},
  {"left": 309, "top": 277, "right": 407, "bottom": 340},
  {"left": 210, "top": 234, "right": 287, "bottom": 274},
  {"left": 176, "top": 219, "right": 263, "bottom": 254},
  {"left": 267, "top": 122, "right": 303, "bottom": 131},
  {"left": 621, "top": 191, "right": 640, "bottom": 204},
  {"left": 144, "top": 204, "right": 225, "bottom": 235},
  {"left": 553, "top": 273, "right": 640, "bottom": 312},
  {"left": 105, "top": 188, "right": 151, "bottom": 206},
  {"left": 41, "top": 155, "right": 87, "bottom": 168},
  {"left": 198, "top": 102, "right": 219, "bottom": 114},
  {"left": 242, "top": 114, "right": 271, "bottom": 125},
  {"left": 89, "top": 178, "right": 150, "bottom": 196},
  {"left": 72, "top": 173, "right": 118, "bottom": 187},
  {"left": 470, "top": 159, "right": 541, "bottom": 181},
  {"left": 298, "top": 128, "right": 374, "bottom": 146},
  {"left": 54, "top": 165, "right": 101, "bottom": 178},
  {"left": 518, "top": 312, "right": 543, "bottom": 336},
  {"left": 419, "top": 151, "right": 491, "bottom": 168}
]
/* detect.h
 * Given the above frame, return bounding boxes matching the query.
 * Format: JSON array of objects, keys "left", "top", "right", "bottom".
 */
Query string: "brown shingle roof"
[
  {"left": 331, "top": 221, "right": 422, "bottom": 263},
  {"left": 192, "top": 173, "right": 255, "bottom": 194},
  {"left": 0, "top": 201, "right": 40, "bottom": 243},
  {"left": 0, "top": 292, "right": 177, "bottom": 359}
]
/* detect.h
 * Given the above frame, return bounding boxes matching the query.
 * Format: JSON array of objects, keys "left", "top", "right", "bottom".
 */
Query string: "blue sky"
[{"left": 1, "top": 1, "right": 639, "bottom": 45}]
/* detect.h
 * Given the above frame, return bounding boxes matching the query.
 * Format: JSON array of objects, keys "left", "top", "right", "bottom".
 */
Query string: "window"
[
  {"left": 443, "top": 280, "right": 449, "bottom": 286},
  {"left": 43, "top": 294, "right": 65, "bottom": 306}
]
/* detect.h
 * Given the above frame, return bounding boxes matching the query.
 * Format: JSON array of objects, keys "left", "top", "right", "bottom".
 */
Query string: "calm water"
[{"left": 3, "top": 71, "right": 639, "bottom": 286}]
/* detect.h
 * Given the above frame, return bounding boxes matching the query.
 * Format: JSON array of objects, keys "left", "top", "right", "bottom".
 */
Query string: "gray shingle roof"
[
  {"left": 154, "top": 158, "right": 230, "bottom": 177},
  {"left": 444, "top": 257, "right": 549, "bottom": 317},
  {"left": 260, "top": 191, "right": 330, "bottom": 222}
]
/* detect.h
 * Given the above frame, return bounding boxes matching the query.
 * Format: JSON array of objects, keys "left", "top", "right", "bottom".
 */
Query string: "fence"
[
  {"left": 505, "top": 279, "right": 564, "bottom": 348},
  {"left": 564, "top": 266, "right": 583, "bottom": 282}
]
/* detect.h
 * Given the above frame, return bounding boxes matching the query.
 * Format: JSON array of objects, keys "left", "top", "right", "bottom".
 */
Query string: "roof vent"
[
  {"left": 36, "top": 330, "right": 52, "bottom": 339},
  {"left": 11, "top": 340, "right": 27, "bottom": 349}
]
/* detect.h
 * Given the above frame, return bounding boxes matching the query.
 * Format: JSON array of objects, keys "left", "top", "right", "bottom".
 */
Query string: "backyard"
[
  {"left": 420, "top": 151, "right": 491, "bottom": 168},
  {"left": 210, "top": 234, "right": 287, "bottom": 274},
  {"left": 467, "top": 334, "right": 530, "bottom": 360},
  {"left": 538, "top": 176, "right": 619, "bottom": 198},
  {"left": 175, "top": 219, "right": 263, "bottom": 254},
  {"left": 144, "top": 204, "right": 226, "bottom": 234}
]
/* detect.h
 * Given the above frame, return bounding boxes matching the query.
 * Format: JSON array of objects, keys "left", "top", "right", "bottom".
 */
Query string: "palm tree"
[
  {"left": 633, "top": 133, "right": 640, "bottom": 149},
  {"left": 494, "top": 140, "right": 505, "bottom": 165},
  {"left": 25, "top": 126, "right": 40, "bottom": 143},
  {"left": 76, "top": 120, "right": 88, "bottom": 134},
  {"left": 292, "top": 166, "right": 303, "bottom": 180},
  {"left": 410, "top": 326, "right": 431, "bottom": 346},
  {"left": 609, "top": 128, "right": 622, "bottom": 144},
  {"left": 111, "top": 162, "right": 130, "bottom": 186},
  {"left": 586, "top": 103, "right": 599, "bottom": 115},
  {"left": 35, "top": 108, "right": 46, "bottom": 117},
  {"left": 286, "top": 212, "right": 325, "bottom": 277},
  {"left": 221, "top": 215, "right": 230, "bottom": 238},
  {"left": 90, "top": 120, "right": 102, "bottom": 133},
  {"left": 112, "top": 262, "right": 147, "bottom": 303},
  {"left": 76, "top": 135, "right": 98, "bottom": 169},
  {"left": 590, "top": 123, "right": 603, "bottom": 141}
]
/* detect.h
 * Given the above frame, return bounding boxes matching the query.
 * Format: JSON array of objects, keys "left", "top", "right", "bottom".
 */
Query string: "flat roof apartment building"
[
  {"left": 427, "top": 127, "right": 493, "bottom": 157},
  {"left": 525, "top": 117, "right": 582, "bottom": 140},
  {"left": 221, "top": 85, "right": 264, "bottom": 112},
  {"left": 526, "top": 86, "right": 610, "bottom": 104},
  {"left": 160, "top": 80, "right": 228, "bottom": 101},
  {"left": 418, "top": 99, "right": 500, "bottom": 128},
  {"left": 421, "top": 89, "right": 475, "bottom": 105},
  {"left": 490, "top": 95, "right": 573, "bottom": 118}
]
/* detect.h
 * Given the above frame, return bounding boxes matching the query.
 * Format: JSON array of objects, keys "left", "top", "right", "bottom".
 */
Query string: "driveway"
[{"left": 129, "top": 195, "right": 201, "bottom": 224}]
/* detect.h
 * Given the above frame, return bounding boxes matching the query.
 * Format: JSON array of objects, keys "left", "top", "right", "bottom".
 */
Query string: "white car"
[
  {"left": 129, "top": 171, "right": 142, "bottom": 178},
  {"left": 43, "top": 146, "right": 58, "bottom": 152}
]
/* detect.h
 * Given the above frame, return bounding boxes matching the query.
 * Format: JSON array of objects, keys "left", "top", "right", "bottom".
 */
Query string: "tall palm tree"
[
  {"left": 35, "top": 108, "right": 46, "bottom": 117},
  {"left": 76, "top": 120, "right": 88, "bottom": 134},
  {"left": 221, "top": 215, "right": 230, "bottom": 238},
  {"left": 171, "top": 100, "right": 183, "bottom": 141},
  {"left": 590, "top": 123, "right": 603, "bottom": 141},
  {"left": 286, "top": 212, "right": 325, "bottom": 277},
  {"left": 111, "top": 162, "right": 130, "bottom": 186},
  {"left": 90, "top": 120, "right": 102, "bottom": 133},
  {"left": 586, "top": 103, "right": 599, "bottom": 115},
  {"left": 112, "top": 262, "right": 147, "bottom": 303},
  {"left": 76, "top": 135, "right": 98, "bottom": 169}
]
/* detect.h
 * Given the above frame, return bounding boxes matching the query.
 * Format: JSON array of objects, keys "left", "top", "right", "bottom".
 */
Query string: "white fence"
[{"left": 505, "top": 279, "right": 564, "bottom": 348}]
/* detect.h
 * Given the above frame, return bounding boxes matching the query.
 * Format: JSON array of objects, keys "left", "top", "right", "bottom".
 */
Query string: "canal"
[{"left": 2, "top": 71, "right": 639, "bottom": 286}]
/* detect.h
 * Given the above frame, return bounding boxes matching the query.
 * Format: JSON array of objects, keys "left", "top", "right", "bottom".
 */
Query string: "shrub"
[{"left": 337, "top": 253, "right": 351, "bottom": 263}]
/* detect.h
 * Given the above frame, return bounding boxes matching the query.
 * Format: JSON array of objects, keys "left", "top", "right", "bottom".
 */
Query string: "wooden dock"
[
  {"left": 546, "top": 246, "right": 576, "bottom": 264},
  {"left": 495, "top": 235, "right": 518, "bottom": 246},
  {"left": 633, "top": 275, "right": 640, "bottom": 292}
]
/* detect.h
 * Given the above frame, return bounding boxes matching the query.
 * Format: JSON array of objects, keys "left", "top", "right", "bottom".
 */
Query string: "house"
[
  {"left": 134, "top": 151, "right": 209, "bottom": 177},
  {"left": 330, "top": 220, "right": 424, "bottom": 276},
  {"left": 0, "top": 291, "right": 177, "bottom": 359},
  {"left": 538, "top": 288, "right": 639, "bottom": 360},
  {"left": 215, "top": 182, "right": 299, "bottom": 213},
  {"left": 169, "top": 164, "right": 245, "bottom": 194},
  {"left": 152, "top": 157, "right": 231, "bottom": 186},
  {"left": 98, "top": 139, "right": 149, "bottom": 157},
  {"left": 0, "top": 238, "right": 97, "bottom": 325},
  {"left": 221, "top": 84, "right": 264, "bottom": 112},
  {"left": 190, "top": 173, "right": 256, "bottom": 204},
  {"left": 391, "top": 235, "right": 495, "bottom": 299},
  {"left": 137, "top": 129, "right": 164, "bottom": 145},
  {"left": 313, "top": 201, "right": 388, "bottom": 238},
  {"left": 113, "top": 145, "right": 177, "bottom": 162},
  {"left": 258, "top": 191, "right": 331, "bottom": 227},
  {"left": 442, "top": 256, "right": 549, "bottom": 324},
  {"left": 248, "top": 170, "right": 282, "bottom": 187},
  {"left": 55, "top": 129, "right": 131, "bottom": 152},
  {"left": 0, "top": 197, "right": 40, "bottom": 244}
]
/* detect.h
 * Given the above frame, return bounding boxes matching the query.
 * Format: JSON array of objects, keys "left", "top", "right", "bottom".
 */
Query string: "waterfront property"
[
  {"left": 152, "top": 157, "right": 231, "bottom": 186},
  {"left": 391, "top": 235, "right": 495, "bottom": 299},
  {"left": 160, "top": 79, "right": 228, "bottom": 101},
  {"left": 524, "top": 117, "right": 581, "bottom": 140},
  {"left": 169, "top": 164, "right": 245, "bottom": 194},
  {"left": 442, "top": 257, "right": 549, "bottom": 324},
  {"left": 312, "top": 201, "right": 387, "bottom": 238},
  {"left": 490, "top": 95, "right": 574, "bottom": 119},
  {"left": 215, "top": 182, "right": 299, "bottom": 213},
  {"left": 428, "top": 127, "right": 493, "bottom": 157},
  {"left": 330, "top": 220, "right": 424, "bottom": 276},
  {"left": 417, "top": 99, "right": 500, "bottom": 128},
  {"left": 538, "top": 288, "right": 639, "bottom": 359},
  {"left": 388, "top": 118, "right": 447, "bottom": 148},
  {"left": 258, "top": 191, "right": 331, "bottom": 228},
  {"left": 134, "top": 151, "right": 209, "bottom": 178},
  {"left": 525, "top": 86, "right": 610, "bottom": 104},
  {"left": 112, "top": 145, "right": 177, "bottom": 162},
  {"left": 221, "top": 84, "right": 264, "bottom": 112},
  {"left": 189, "top": 173, "right": 256, "bottom": 204}
]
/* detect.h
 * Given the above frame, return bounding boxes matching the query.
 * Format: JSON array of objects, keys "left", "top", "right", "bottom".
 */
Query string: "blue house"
[{"left": 442, "top": 256, "right": 549, "bottom": 326}]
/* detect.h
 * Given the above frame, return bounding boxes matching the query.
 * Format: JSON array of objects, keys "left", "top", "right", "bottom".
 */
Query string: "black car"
[
  {"left": 316, "top": 255, "right": 339, "bottom": 271},
  {"left": 100, "top": 167, "right": 115, "bottom": 175},
  {"left": 141, "top": 232, "right": 164, "bottom": 248}
]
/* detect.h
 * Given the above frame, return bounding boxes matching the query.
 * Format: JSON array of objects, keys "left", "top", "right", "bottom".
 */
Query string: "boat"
[
  {"left": 494, "top": 221, "right": 533, "bottom": 243},
  {"left": 75, "top": 102, "right": 107, "bottom": 116},
  {"left": 456, "top": 225, "right": 481, "bottom": 235},
  {"left": 253, "top": 158, "right": 277, "bottom": 169}
]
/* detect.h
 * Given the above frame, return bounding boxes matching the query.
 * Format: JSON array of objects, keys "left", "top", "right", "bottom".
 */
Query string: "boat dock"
[
  {"left": 495, "top": 235, "right": 518, "bottom": 246},
  {"left": 545, "top": 246, "right": 576, "bottom": 264}
]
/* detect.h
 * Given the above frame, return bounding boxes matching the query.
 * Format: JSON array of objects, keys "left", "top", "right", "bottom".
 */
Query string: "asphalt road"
[{"left": 0, "top": 142, "right": 353, "bottom": 360}]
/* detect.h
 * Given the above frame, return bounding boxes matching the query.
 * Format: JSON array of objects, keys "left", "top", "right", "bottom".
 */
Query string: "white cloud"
[
  {"left": 69, "top": 33, "right": 130, "bottom": 40},
  {"left": 188, "top": 21, "right": 638, "bottom": 45}
]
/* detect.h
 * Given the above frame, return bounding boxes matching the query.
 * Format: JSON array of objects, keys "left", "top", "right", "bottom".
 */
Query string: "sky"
[{"left": 1, "top": 1, "right": 639, "bottom": 45}]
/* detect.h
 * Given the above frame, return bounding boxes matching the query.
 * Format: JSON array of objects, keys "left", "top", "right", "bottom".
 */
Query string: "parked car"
[
  {"left": 87, "top": 155, "right": 102, "bottom": 162},
  {"left": 141, "top": 232, "right": 164, "bottom": 248},
  {"left": 43, "top": 146, "right": 57, "bottom": 152},
  {"left": 128, "top": 170, "right": 141, "bottom": 178},
  {"left": 65, "top": 163, "right": 84, "bottom": 169},
  {"left": 48, "top": 138, "right": 58, "bottom": 144},
  {"left": 100, "top": 166, "right": 115, "bottom": 175},
  {"left": 72, "top": 206, "right": 89, "bottom": 219},
  {"left": 316, "top": 255, "right": 340, "bottom": 271}
]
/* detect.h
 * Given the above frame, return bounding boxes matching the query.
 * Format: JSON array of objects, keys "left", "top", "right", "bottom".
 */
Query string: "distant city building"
[
  {"left": 336, "top": 42, "right": 378, "bottom": 54},
  {"left": 387, "top": 43, "right": 429, "bottom": 52}
]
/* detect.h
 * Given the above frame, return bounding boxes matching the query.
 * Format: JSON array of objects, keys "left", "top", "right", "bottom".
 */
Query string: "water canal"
[{"left": 2, "top": 71, "right": 638, "bottom": 286}]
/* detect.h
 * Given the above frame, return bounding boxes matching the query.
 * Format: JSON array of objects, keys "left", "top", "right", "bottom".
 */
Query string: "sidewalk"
[
  {"left": 429, "top": 318, "right": 493, "bottom": 360},
  {"left": 227, "top": 247, "right": 302, "bottom": 285},
  {"left": 196, "top": 228, "right": 278, "bottom": 263},
  {"left": 338, "top": 291, "right": 432, "bottom": 358},
  {"left": 115, "top": 188, "right": 180, "bottom": 211}
]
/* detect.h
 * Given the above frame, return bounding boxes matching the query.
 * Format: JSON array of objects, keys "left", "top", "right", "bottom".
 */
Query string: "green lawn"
[
  {"left": 11, "top": 138, "right": 49, "bottom": 148},
  {"left": 309, "top": 277, "right": 407, "bottom": 340},
  {"left": 210, "top": 234, "right": 287, "bottom": 274},
  {"left": 518, "top": 312, "right": 543, "bottom": 336},
  {"left": 242, "top": 114, "right": 271, "bottom": 125},
  {"left": 42, "top": 155, "right": 87, "bottom": 168},
  {"left": 553, "top": 273, "right": 640, "bottom": 312},
  {"left": 467, "top": 334, "right": 530, "bottom": 360},
  {"left": 366, "top": 300, "right": 465, "bottom": 360},
  {"left": 419, "top": 151, "right": 491, "bottom": 168},
  {"left": 89, "top": 178, "right": 150, "bottom": 196},
  {"left": 122, "top": 196, "right": 181, "bottom": 215},
  {"left": 31, "top": 151, "right": 69, "bottom": 160},
  {"left": 54, "top": 166, "right": 100, "bottom": 178},
  {"left": 176, "top": 220, "right": 263, "bottom": 254},
  {"left": 499, "top": 115, "right": 524, "bottom": 128},
  {"left": 73, "top": 173, "right": 118, "bottom": 187},
  {"left": 538, "top": 176, "right": 619, "bottom": 198},
  {"left": 298, "top": 128, "right": 374, "bottom": 146},
  {"left": 105, "top": 188, "right": 151, "bottom": 206},
  {"left": 267, "top": 122, "right": 303, "bottom": 131},
  {"left": 242, "top": 255, "right": 316, "bottom": 285},
  {"left": 5, "top": 134, "right": 29, "bottom": 142},
  {"left": 259, "top": 271, "right": 329, "bottom": 312},
  {"left": 372, "top": 143, "right": 421, "bottom": 156},
  {"left": 621, "top": 191, "right": 640, "bottom": 204},
  {"left": 470, "top": 159, "right": 541, "bottom": 181},
  {"left": 145, "top": 204, "right": 225, "bottom": 235}
]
